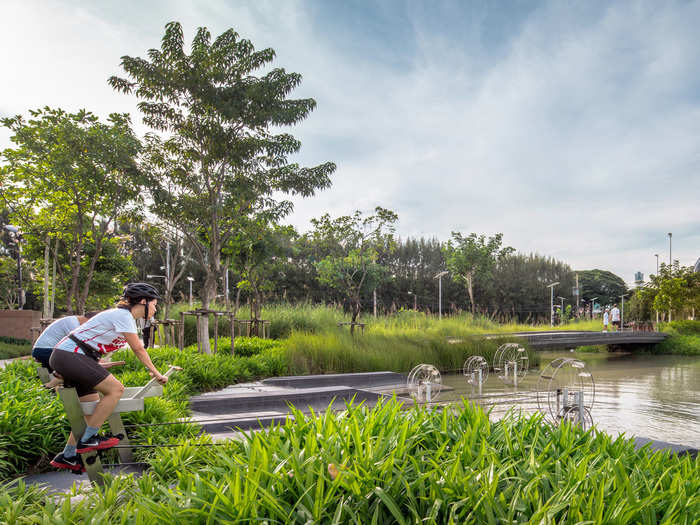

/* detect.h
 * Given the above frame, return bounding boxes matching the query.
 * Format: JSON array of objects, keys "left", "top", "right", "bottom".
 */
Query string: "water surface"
[{"left": 440, "top": 351, "right": 700, "bottom": 448}]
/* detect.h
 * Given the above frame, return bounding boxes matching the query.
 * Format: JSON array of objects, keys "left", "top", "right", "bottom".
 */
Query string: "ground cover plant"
[
  {"left": 0, "top": 339, "right": 286, "bottom": 479},
  {"left": 2, "top": 400, "right": 698, "bottom": 523}
]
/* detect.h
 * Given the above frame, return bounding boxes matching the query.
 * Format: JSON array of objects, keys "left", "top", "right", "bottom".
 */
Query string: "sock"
[
  {"left": 81, "top": 426, "right": 99, "bottom": 442},
  {"left": 63, "top": 444, "right": 77, "bottom": 458}
]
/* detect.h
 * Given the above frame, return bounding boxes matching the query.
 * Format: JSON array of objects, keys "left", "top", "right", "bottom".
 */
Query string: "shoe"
[
  {"left": 76, "top": 433, "right": 120, "bottom": 453},
  {"left": 50, "top": 453, "right": 85, "bottom": 473}
]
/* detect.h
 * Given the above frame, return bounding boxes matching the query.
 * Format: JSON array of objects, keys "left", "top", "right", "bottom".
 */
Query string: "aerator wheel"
[
  {"left": 406, "top": 364, "right": 443, "bottom": 403},
  {"left": 493, "top": 343, "right": 529, "bottom": 383},
  {"left": 463, "top": 355, "right": 489, "bottom": 385},
  {"left": 537, "top": 357, "right": 595, "bottom": 426}
]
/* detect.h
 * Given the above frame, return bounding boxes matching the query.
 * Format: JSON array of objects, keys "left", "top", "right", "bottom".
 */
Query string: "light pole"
[
  {"left": 434, "top": 271, "right": 448, "bottom": 319},
  {"left": 654, "top": 254, "right": 659, "bottom": 324},
  {"left": 186, "top": 276, "right": 194, "bottom": 307},
  {"left": 620, "top": 293, "right": 628, "bottom": 331},
  {"left": 668, "top": 232, "right": 672, "bottom": 267},
  {"left": 407, "top": 291, "right": 417, "bottom": 311},
  {"left": 4, "top": 225, "right": 24, "bottom": 309},
  {"left": 547, "top": 282, "right": 559, "bottom": 327}
]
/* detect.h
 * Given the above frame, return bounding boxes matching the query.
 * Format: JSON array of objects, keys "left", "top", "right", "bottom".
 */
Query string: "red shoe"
[
  {"left": 50, "top": 453, "right": 85, "bottom": 473},
  {"left": 76, "top": 433, "right": 120, "bottom": 453}
]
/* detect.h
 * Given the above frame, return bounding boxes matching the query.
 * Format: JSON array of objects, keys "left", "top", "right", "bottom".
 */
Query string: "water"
[{"left": 439, "top": 351, "right": 700, "bottom": 448}]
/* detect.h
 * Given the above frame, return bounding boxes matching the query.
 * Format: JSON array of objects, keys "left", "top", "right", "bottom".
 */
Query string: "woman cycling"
[{"left": 49, "top": 283, "right": 168, "bottom": 472}]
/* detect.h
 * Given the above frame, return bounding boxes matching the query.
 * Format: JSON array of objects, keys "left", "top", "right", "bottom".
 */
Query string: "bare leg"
[{"left": 85, "top": 375, "right": 125, "bottom": 429}]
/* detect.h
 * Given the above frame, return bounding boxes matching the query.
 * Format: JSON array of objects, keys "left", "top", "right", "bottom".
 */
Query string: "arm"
[{"left": 123, "top": 332, "right": 168, "bottom": 384}]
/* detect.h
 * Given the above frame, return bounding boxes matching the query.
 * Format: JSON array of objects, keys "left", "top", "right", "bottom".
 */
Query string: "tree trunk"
[{"left": 466, "top": 273, "right": 475, "bottom": 316}]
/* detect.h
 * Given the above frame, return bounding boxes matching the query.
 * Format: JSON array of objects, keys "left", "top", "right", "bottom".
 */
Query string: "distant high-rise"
[{"left": 695, "top": 257, "right": 700, "bottom": 273}]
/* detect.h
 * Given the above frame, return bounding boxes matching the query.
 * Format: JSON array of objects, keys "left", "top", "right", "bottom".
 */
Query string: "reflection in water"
[{"left": 441, "top": 352, "right": 700, "bottom": 448}]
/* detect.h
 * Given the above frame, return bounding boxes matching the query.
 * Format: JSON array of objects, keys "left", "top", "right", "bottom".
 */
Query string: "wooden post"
[
  {"left": 214, "top": 312, "right": 219, "bottom": 354},
  {"left": 57, "top": 387, "right": 104, "bottom": 486},
  {"left": 229, "top": 314, "right": 235, "bottom": 356},
  {"left": 179, "top": 312, "right": 185, "bottom": 351},
  {"left": 107, "top": 413, "right": 133, "bottom": 463}
]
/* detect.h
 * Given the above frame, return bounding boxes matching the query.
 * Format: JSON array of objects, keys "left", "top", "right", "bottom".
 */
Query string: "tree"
[
  {"left": 578, "top": 269, "right": 627, "bottom": 308},
  {"left": 110, "top": 22, "right": 335, "bottom": 352},
  {"left": 0, "top": 108, "right": 143, "bottom": 313},
  {"left": 443, "top": 232, "right": 513, "bottom": 315},
  {"left": 312, "top": 207, "right": 397, "bottom": 332}
]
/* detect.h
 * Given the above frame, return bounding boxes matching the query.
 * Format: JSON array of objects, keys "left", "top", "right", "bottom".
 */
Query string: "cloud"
[{"left": 1, "top": 0, "right": 698, "bottom": 283}]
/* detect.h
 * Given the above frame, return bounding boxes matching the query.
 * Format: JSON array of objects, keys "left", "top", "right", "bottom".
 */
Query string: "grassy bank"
[
  {"left": 3, "top": 400, "right": 698, "bottom": 523},
  {"left": 655, "top": 320, "right": 700, "bottom": 356}
]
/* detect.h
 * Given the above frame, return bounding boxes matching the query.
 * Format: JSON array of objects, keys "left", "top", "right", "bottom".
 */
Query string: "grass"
[
  {"left": 2, "top": 400, "right": 698, "bottom": 523},
  {"left": 0, "top": 336, "right": 32, "bottom": 360}
]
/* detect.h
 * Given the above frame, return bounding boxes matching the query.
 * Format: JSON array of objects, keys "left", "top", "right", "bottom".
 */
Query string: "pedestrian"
[
  {"left": 31, "top": 313, "right": 97, "bottom": 389},
  {"left": 603, "top": 308, "right": 609, "bottom": 332},
  {"left": 610, "top": 303, "right": 621, "bottom": 331},
  {"left": 48, "top": 283, "right": 168, "bottom": 472}
]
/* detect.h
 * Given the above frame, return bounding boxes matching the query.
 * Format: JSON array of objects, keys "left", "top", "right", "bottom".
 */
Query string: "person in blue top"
[
  {"left": 49, "top": 283, "right": 168, "bottom": 472},
  {"left": 32, "top": 313, "right": 96, "bottom": 389}
]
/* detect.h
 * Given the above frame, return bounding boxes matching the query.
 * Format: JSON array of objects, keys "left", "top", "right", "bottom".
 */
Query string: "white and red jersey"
[{"left": 55, "top": 308, "right": 137, "bottom": 355}]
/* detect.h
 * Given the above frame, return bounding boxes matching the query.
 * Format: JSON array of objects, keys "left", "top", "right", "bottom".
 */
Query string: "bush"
[
  {"left": 0, "top": 336, "right": 32, "bottom": 360},
  {"left": 663, "top": 320, "right": 700, "bottom": 335},
  {"left": 2, "top": 401, "right": 698, "bottom": 523}
]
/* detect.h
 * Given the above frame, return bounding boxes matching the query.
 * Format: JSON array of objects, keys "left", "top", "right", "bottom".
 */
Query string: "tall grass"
[
  {"left": 285, "top": 330, "right": 537, "bottom": 375},
  {"left": 3, "top": 400, "right": 698, "bottom": 523}
]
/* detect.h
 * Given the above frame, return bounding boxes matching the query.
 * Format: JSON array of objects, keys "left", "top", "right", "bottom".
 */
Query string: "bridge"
[{"left": 504, "top": 330, "right": 668, "bottom": 349}]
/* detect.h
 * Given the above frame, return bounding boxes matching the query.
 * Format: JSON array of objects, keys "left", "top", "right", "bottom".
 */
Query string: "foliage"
[
  {"left": 444, "top": 232, "right": 514, "bottom": 315},
  {"left": 109, "top": 21, "right": 335, "bottom": 352},
  {"left": 0, "top": 108, "right": 143, "bottom": 313},
  {"left": 0, "top": 343, "right": 286, "bottom": 479},
  {"left": 312, "top": 207, "right": 398, "bottom": 329},
  {"left": 2, "top": 400, "right": 698, "bottom": 523},
  {"left": 578, "top": 269, "right": 627, "bottom": 308}
]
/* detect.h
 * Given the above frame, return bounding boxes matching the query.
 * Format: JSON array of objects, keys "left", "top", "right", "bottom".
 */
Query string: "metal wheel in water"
[
  {"left": 463, "top": 355, "right": 489, "bottom": 385},
  {"left": 406, "top": 364, "right": 443, "bottom": 403},
  {"left": 559, "top": 405, "right": 594, "bottom": 431},
  {"left": 493, "top": 343, "right": 529, "bottom": 383},
  {"left": 537, "top": 357, "right": 595, "bottom": 426}
]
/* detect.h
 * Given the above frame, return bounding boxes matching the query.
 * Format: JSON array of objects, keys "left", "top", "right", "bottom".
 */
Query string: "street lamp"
[
  {"left": 654, "top": 254, "right": 659, "bottom": 324},
  {"left": 186, "top": 276, "right": 194, "bottom": 307},
  {"left": 3, "top": 225, "right": 24, "bottom": 309},
  {"left": 547, "top": 282, "right": 559, "bottom": 327},
  {"left": 668, "top": 232, "right": 672, "bottom": 267},
  {"left": 620, "top": 293, "right": 629, "bottom": 331},
  {"left": 558, "top": 296, "right": 566, "bottom": 312},
  {"left": 434, "top": 271, "right": 448, "bottom": 319}
]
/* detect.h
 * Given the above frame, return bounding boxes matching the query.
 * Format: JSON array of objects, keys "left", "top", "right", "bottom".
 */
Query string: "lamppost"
[
  {"left": 3, "top": 225, "right": 24, "bottom": 309},
  {"left": 668, "top": 232, "right": 672, "bottom": 267},
  {"left": 434, "top": 271, "right": 448, "bottom": 320},
  {"left": 558, "top": 296, "right": 566, "bottom": 321},
  {"left": 187, "top": 276, "right": 194, "bottom": 307},
  {"left": 547, "top": 282, "right": 559, "bottom": 327},
  {"left": 620, "top": 293, "right": 628, "bottom": 331},
  {"left": 407, "top": 291, "right": 417, "bottom": 311},
  {"left": 654, "top": 254, "right": 659, "bottom": 324}
]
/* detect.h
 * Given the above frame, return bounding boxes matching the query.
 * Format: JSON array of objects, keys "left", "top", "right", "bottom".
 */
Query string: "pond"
[{"left": 439, "top": 351, "right": 700, "bottom": 448}]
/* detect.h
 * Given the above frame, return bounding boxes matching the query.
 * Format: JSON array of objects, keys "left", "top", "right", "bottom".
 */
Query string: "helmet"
[{"left": 123, "top": 282, "right": 161, "bottom": 301}]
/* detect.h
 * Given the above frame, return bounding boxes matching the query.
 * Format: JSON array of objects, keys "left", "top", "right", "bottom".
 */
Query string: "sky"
[{"left": 1, "top": 0, "right": 699, "bottom": 283}]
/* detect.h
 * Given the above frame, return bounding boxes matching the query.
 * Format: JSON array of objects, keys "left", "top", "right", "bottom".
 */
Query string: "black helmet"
[{"left": 123, "top": 282, "right": 161, "bottom": 301}]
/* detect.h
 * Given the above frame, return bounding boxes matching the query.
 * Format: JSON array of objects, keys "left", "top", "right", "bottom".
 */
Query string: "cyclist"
[{"left": 49, "top": 283, "right": 168, "bottom": 472}]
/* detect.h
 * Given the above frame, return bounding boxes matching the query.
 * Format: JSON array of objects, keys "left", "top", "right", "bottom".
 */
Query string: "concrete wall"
[{"left": 0, "top": 310, "right": 42, "bottom": 342}]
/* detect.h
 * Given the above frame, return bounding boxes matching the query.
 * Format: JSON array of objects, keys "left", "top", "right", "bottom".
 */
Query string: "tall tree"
[
  {"left": 443, "top": 232, "right": 513, "bottom": 315},
  {"left": 109, "top": 22, "right": 335, "bottom": 352},
  {"left": 312, "top": 207, "right": 397, "bottom": 331},
  {"left": 578, "top": 269, "right": 627, "bottom": 308},
  {"left": 0, "top": 108, "right": 143, "bottom": 313}
]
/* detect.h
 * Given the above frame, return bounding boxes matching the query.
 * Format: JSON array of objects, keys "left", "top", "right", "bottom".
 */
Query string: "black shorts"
[
  {"left": 49, "top": 349, "right": 110, "bottom": 397},
  {"left": 612, "top": 320, "right": 621, "bottom": 327}
]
